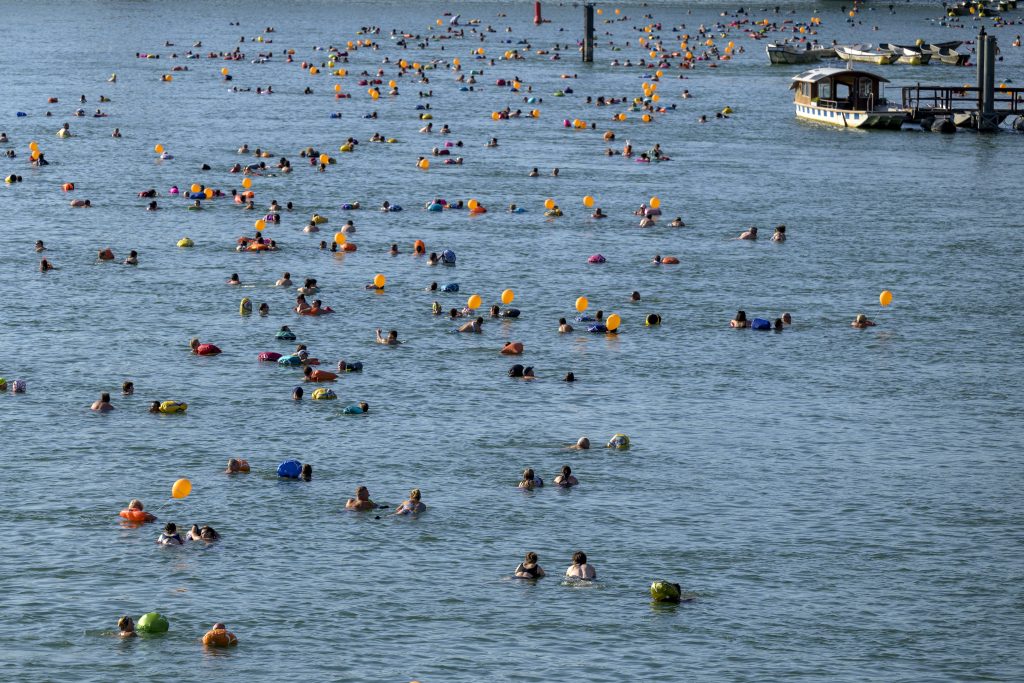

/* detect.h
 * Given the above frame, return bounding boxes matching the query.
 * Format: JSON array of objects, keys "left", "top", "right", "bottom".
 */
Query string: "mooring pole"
[
  {"left": 976, "top": 27, "right": 987, "bottom": 118},
  {"left": 534, "top": 1, "right": 542, "bottom": 25},
  {"left": 984, "top": 34, "right": 997, "bottom": 118},
  {"left": 583, "top": 4, "right": 595, "bottom": 63}
]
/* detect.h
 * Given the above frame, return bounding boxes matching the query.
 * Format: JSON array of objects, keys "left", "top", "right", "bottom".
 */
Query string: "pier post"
[
  {"left": 583, "top": 4, "right": 595, "bottom": 63},
  {"left": 534, "top": 1, "right": 542, "bottom": 25},
  {"left": 976, "top": 28, "right": 999, "bottom": 131},
  {"left": 976, "top": 28, "right": 987, "bottom": 115}
]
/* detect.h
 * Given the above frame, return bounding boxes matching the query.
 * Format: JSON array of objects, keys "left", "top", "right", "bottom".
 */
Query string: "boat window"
[
  {"left": 835, "top": 82, "right": 850, "bottom": 101},
  {"left": 859, "top": 78, "right": 873, "bottom": 98},
  {"left": 801, "top": 83, "right": 810, "bottom": 97},
  {"left": 818, "top": 81, "right": 831, "bottom": 99}
]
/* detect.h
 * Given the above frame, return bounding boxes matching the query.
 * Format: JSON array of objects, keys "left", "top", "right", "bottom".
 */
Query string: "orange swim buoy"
[
  {"left": 661, "top": 256, "right": 680, "bottom": 264},
  {"left": 413, "top": 239, "right": 425, "bottom": 253},
  {"left": 470, "top": 206, "right": 487, "bottom": 214},
  {"left": 62, "top": 182, "right": 75, "bottom": 192},
  {"left": 500, "top": 341, "right": 524, "bottom": 355},
  {"left": 119, "top": 509, "right": 151, "bottom": 523},
  {"left": 341, "top": 243, "right": 357, "bottom": 252},
  {"left": 235, "top": 459, "right": 251, "bottom": 472},
  {"left": 202, "top": 628, "right": 238, "bottom": 647},
  {"left": 309, "top": 369, "right": 337, "bottom": 381}
]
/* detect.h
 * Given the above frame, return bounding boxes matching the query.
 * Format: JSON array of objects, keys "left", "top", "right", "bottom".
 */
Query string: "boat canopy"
[{"left": 790, "top": 67, "right": 890, "bottom": 89}]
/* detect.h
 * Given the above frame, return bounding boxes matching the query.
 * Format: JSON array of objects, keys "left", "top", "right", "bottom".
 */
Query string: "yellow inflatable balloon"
[
  {"left": 171, "top": 478, "right": 192, "bottom": 499},
  {"left": 642, "top": 114, "right": 652, "bottom": 123},
  {"left": 241, "top": 177, "right": 252, "bottom": 189},
  {"left": 334, "top": 231, "right": 346, "bottom": 245},
  {"left": 491, "top": 111, "right": 501, "bottom": 121},
  {"left": 650, "top": 197, "right": 661, "bottom": 209},
  {"left": 880, "top": 290, "right": 894, "bottom": 307},
  {"left": 204, "top": 188, "right": 214, "bottom": 199},
  {"left": 501, "top": 289, "right": 514, "bottom": 305},
  {"left": 606, "top": 313, "right": 621, "bottom": 331},
  {"left": 254, "top": 219, "right": 266, "bottom": 231},
  {"left": 617, "top": 113, "right": 627, "bottom": 121},
  {"left": 374, "top": 273, "right": 386, "bottom": 288},
  {"left": 583, "top": 195, "right": 595, "bottom": 208},
  {"left": 190, "top": 183, "right": 201, "bottom": 194},
  {"left": 575, "top": 296, "right": 589, "bottom": 313},
  {"left": 468, "top": 199, "right": 479, "bottom": 210},
  {"left": 154, "top": 144, "right": 164, "bottom": 154},
  {"left": 388, "top": 80, "right": 396, "bottom": 88},
  {"left": 467, "top": 294, "right": 482, "bottom": 310},
  {"left": 29, "top": 141, "right": 39, "bottom": 152},
  {"left": 318, "top": 153, "right": 329, "bottom": 165},
  {"left": 334, "top": 83, "right": 342, "bottom": 93},
  {"left": 221, "top": 67, "right": 229, "bottom": 76},
  {"left": 544, "top": 198, "right": 555, "bottom": 210},
  {"left": 418, "top": 159, "right": 430, "bottom": 170}
]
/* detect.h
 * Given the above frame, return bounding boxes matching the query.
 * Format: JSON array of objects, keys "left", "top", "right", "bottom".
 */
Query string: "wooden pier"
[{"left": 901, "top": 84, "right": 1024, "bottom": 127}]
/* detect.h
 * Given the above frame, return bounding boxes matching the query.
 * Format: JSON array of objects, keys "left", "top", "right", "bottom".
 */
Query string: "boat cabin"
[{"left": 791, "top": 68, "right": 889, "bottom": 111}]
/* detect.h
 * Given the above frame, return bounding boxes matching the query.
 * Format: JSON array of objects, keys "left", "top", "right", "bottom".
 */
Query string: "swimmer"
[
  {"left": 123, "top": 499, "right": 156, "bottom": 522},
  {"left": 157, "top": 522, "right": 185, "bottom": 545},
  {"left": 639, "top": 216, "right": 654, "bottom": 228},
  {"left": 225, "top": 458, "right": 250, "bottom": 474},
  {"left": 148, "top": 400, "right": 161, "bottom": 413},
  {"left": 782, "top": 312, "right": 792, "bottom": 326},
  {"left": 393, "top": 488, "right": 425, "bottom": 515},
  {"left": 121, "top": 381, "right": 134, "bottom": 395},
  {"left": 565, "top": 551, "right": 596, "bottom": 580},
  {"left": 551, "top": 168, "right": 560, "bottom": 177},
  {"left": 592, "top": 208, "right": 606, "bottom": 219},
  {"left": 567, "top": 437, "right": 590, "bottom": 450},
  {"left": 112, "top": 128, "right": 121, "bottom": 138},
  {"left": 299, "top": 464, "right": 313, "bottom": 482},
  {"left": 343, "top": 401, "right": 369, "bottom": 414},
  {"left": 69, "top": 199, "right": 91, "bottom": 208},
  {"left": 558, "top": 318, "right": 574, "bottom": 333},
  {"left": 631, "top": 291, "right": 641, "bottom": 302},
  {"left": 117, "top": 616, "right": 137, "bottom": 638},
  {"left": 669, "top": 217, "right": 685, "bottom": 227},
  {"left": 34, "top": 240, "right": 46, "bottom": 252},
  {"left": 90, "top": 392, "right": 114, "bottom": 412},
  {"left": 514, "top": 551, "right": 546, "bottom": 579},
  {"left": 500, "top": 341, "right": 524, "bottom": 355},
  {"left": 303, "top": 366, "right": 337, "bottom": 382},
  {"left": 528, "top": 167, "right": 539, "bottom": 177},
  {"left": 227, "top": 273, "right": 241, "bottom": 285},
  {"left": 389, "top": 243, "right": 399, "bottom": 256},
  {"left": 258, "top": 302, "right": 269, "bottom": 316},
  {"left": 457, "top": 316, "right": 483, "bottom": 333},
  {"left": 771, "top": 225, "right": 786, "bottom": 242},
  {"left": 518, "top": 468, "right": 543, "bottom": 489},
  {"left": 774, "top": 318, "right": 784, "bottom": 331},
  {"left": 554, "top": 465, "right": 578, "bottom": 487},
  {"left": 563, "top": 372, "right": 575, "bottom": 382},
  {"left": 147, "top": 201, "right": 159, "bottom": 211},
  {"left": 851, "top": 314, "right": 876, "bottom": 329},
  {"left": 737, "top": 226, "right": 758, "bottom": 240},
  {"left": 427, "top": 252, "right": 440, "bottom": 266},
  {"left": 345, "top": 485, "right": 377, "bottom": 511},
  {"left": 292, "top": 386, "right": 304, "bottom": 401},
  {"left": 730, "top": 310, "right": 750, "bottom": 328},
  {"left": 294, "top": 295, "right": 310, "bottom": 314},
  {"left": 124, "top": 250, "right": 138, "bottom": 265},
  {"left": 98, "top": 248, "right": 115, "bottom": 261},
  {"left": 376, "top": 328, "right": 401, "bottom": 345}
]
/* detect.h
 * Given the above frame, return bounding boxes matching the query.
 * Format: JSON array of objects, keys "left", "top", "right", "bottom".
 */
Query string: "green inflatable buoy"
[
  {"left": 650, "top": 580, "right": 682, "bottom": 603},
  {"left": 137, "top": 612, "right": 169, "bottom": 634}
]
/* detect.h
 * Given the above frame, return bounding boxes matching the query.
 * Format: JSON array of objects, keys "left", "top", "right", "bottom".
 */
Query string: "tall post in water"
[
  {"left": 583, "top": 4, "right": 595, "bottom": 63},
  {"left": 983, "top": 34, "right": 997, "bottom": 118},
  {"left": 534, "top": 1, "right": 542, "bottom": 25},
  {"left": 976, "top": 27, "right": 987, "bottom": 117}
]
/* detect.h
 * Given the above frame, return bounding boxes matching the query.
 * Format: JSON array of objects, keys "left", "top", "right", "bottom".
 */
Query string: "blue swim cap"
[{"left": 277, "top": 459, "right": 302, "bottom": 478}]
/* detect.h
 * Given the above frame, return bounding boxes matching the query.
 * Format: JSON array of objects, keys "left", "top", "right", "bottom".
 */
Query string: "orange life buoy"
[
  {"left": 661, "top": 256, "right": 680, "bottom": 264},
  {"left": 413, "top": 239, "right": 425, "bottom": 253},
  {"left": 119, "top": 509, "right": 150, "bottom": 523},
  {"left": 309, "top": 370, "right": 337, "bottom": 381},
  {"left": 341, "top": 243, "right": 357, "bottom": 252},
  {"left": 202, "top": 629, "right": 238, "bottom": 647},
  {"left": 62, "top": 182, "right": 75, "bottom": 192}
]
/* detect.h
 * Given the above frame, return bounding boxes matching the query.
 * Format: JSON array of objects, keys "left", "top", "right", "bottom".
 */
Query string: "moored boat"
[
  {"left": 766, "top": 43, "right": 837, "bottom": 65},
  {"left": 835, "top": 44, "right": 899, "bottom": 65},
  {"left": 880, "top": 43, "right": 933, "bottom": 65},
  {"left": 791, "top": 67, "right": 906, "bottom": 129}
]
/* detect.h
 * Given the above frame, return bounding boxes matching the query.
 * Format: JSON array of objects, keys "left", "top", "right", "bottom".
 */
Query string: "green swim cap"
[
  {"left": 650, "top": 581, "right": 681, "bottom": 603},
  {"left": 137, "top": 612, "right": 169, "bottom": 634}
]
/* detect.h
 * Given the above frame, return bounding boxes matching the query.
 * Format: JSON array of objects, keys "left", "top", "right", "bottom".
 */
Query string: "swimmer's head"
[
  {"left": 409, "top": 488, "right": 421, "bottom": 502},
  {"left": 564, "top": 372, "right": 575, "bottom": 383},
  {"left": 577, "top": 437, "right": 590, "bottom": 449},
  {"left": 523, "top": 468, "right": 535, "bottom": 481},
  {"left": 300, "top": 463, "right": 312, "bottom": 481},
  {"left": 561, "top": 465, "right": 572, "bottom": 477},
  {"left": 164, "top": 522, "right": 177, "bottom": 534},
  {"left": 359, "top": 402, "right": 369, "bottom": 413},
  {"left": 855, "top": 314, "right": 867, "bottom": 324},
  {"left": 128, "top": 499, "right": 144, "bottom": 510},
  {"left": 572, "top": 551, "right": 587, "bottom": 566},
  {"left": 631, "top": 291, "right": 641, "bottom": 301},
  {"left": 118, "top": 616, "right": 134, "bottom": 632},
  {"left": 292, "top": 386, "right": 303, "bottom": 400},
  {"left": 212, "top": 622, "right": 226, "bottom": 631}
]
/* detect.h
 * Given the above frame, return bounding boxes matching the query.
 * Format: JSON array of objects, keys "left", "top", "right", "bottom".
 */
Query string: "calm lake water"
[{"left": 1, "top": 1, "right": 1022, "bottom": 681}]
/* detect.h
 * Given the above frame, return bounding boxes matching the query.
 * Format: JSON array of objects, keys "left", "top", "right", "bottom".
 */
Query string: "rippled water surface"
[{"left": 1, "top": 1, "right": 1023, "bottom": 681}]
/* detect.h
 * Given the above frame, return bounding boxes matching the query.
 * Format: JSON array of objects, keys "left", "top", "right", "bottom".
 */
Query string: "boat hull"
[
  {"left": 767, "top": 45, "right": 837, "bottom": 65},
  {"left": 794, "top": 103, "right": 905, "bottom": 129},
  {"left": 836, "top": 49, "right": 899, "bottom": 65}
]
